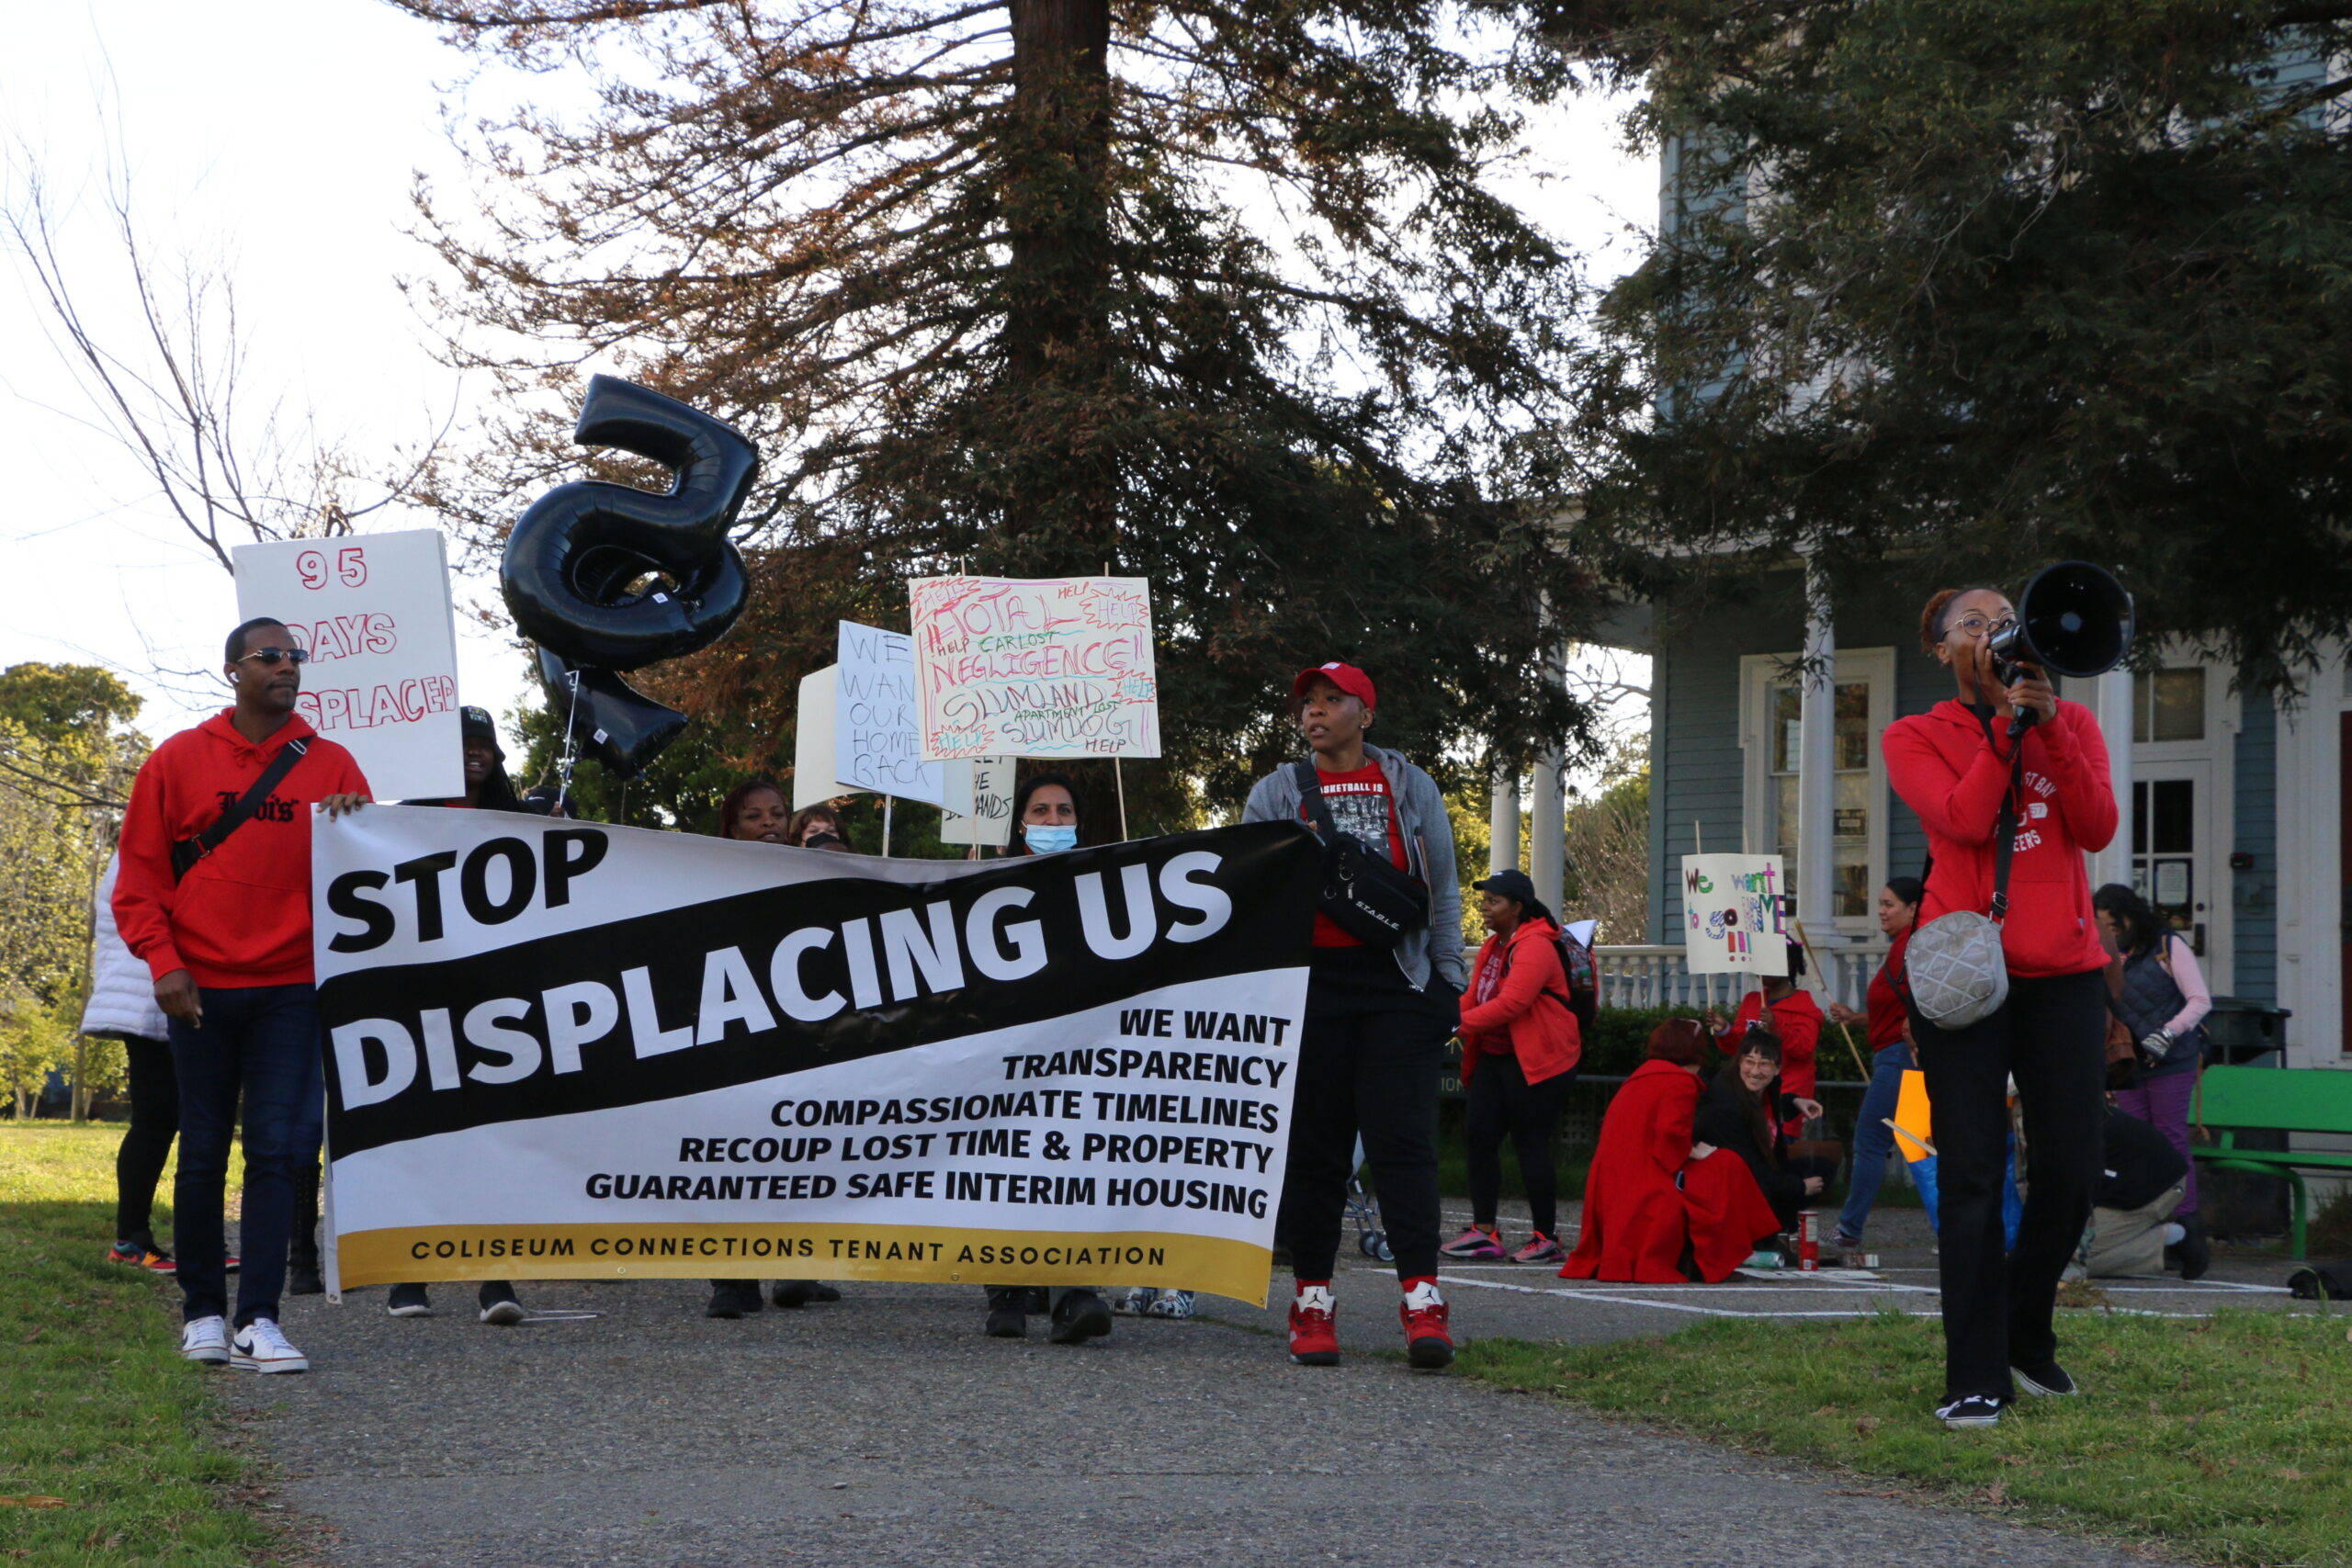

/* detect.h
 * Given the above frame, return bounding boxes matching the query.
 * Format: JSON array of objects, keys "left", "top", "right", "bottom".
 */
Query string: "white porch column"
[
  {"left": 2086, "top": 667, "right": 2136, "bottom": 892},
  {"left": 1488, "top": 766, "right": 1521, "bottom": 877},
  {"left": 1795, "top": 556, "right": 1838, "bottom": 941},
  {"left": 1530, "top": 637, "right": 1567, "bottom": 911},
  {"left": 1531, "top": 751, "right": 1566, "bottom": 912}
]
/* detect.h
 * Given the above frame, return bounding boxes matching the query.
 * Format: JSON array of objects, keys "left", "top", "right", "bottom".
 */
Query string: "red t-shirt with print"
[{"left": 1300, "top": 760, "right": 1408, "bottom": 947}]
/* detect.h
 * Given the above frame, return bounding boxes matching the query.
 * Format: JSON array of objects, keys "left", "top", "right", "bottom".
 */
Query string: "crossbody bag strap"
[
  {"left": 1974, "top": 707, "right": 2025, "bottom": 924},
  {"left": 1290, "top": 760, "right": 1340, "bottom": 837},
  {"left": 174, "top": 737, "right": 309, "bottom": 880}
]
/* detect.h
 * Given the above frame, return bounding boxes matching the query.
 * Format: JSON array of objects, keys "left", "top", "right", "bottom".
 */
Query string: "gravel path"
[{"left": 227, "top": 1248, "right": 2186, "bottom": 1568}]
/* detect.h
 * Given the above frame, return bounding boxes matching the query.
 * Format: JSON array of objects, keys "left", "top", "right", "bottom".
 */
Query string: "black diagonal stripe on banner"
[{"left": 321, "top": 821, "right": 1324, "bottom": 1157}]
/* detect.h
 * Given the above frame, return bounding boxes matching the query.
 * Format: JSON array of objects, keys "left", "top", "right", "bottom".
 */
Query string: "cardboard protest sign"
[
  {"left": 233, "top": 530, "right": 462, "bottom": 801},
  {"left": 1679, "top": 853, "right": 1790, "bottom": 976},
  {"left": 938, "top": 756, "right": 1017, "bottom": 848},
  {"left": 835, "top": 621, "right": 951, "bottom": 806},
  {"left": 314, "top": 810, "right": 1319, "bottom": 1304},
  {"left": 910, "top": 576, "right": 1160, "bottom": 761},
  {"left": 793, "top": 665, "right": 842, "bottom": 812}
]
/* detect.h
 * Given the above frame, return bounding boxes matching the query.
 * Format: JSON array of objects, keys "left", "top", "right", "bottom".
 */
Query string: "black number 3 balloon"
[{"left": 503, "top": 376, "right": 761, "bottom": 778}]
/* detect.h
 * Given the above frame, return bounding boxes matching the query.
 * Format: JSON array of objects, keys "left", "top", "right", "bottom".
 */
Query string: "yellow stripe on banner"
[{"left": 336, "top": 1223, "right": 1274, "bottom": 1305}]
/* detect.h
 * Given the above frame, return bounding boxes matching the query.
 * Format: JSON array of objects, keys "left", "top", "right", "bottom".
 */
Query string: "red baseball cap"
[{"left": 1291, "top": 661, "right": 1376, "bottom": 711}]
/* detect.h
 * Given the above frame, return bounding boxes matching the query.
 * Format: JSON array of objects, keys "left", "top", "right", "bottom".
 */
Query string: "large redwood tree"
[{"left": 390, "top": 0, "right": 1600, "bottom": 828}]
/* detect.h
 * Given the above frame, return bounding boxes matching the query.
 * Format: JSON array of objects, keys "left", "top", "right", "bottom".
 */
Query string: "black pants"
[
  {"left": 1464, "top": 1055, "right": 1573, "bottom": 1238},
  {"left": 1278, "top": 948, "right": 1451, "bottom": 1282},
  {"left": 1909, "top": 970, "right": 2106, "bottom": 1402},
  {"left": 115, "top": 1034, "right": 178, "bottom": 1243}
]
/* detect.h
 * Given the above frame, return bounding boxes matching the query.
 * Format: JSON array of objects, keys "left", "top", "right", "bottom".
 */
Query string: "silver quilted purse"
[
  {"left": 1904, "top": 748, "right": 2022, "bottom": 1033},
  {"left": 1905, "top": 910, "right": 2009, "bottom": 1029}
]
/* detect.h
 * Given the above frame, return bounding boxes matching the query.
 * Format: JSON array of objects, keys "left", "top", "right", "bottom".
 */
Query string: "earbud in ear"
[{"left": 230, "top": 671, "right": 241, "bottom": 683}]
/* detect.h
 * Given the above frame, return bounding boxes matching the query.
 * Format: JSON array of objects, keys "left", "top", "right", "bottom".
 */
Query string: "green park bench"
[{"left": 2191, "top": 1065, "right": 2352, "bottom": 1259}]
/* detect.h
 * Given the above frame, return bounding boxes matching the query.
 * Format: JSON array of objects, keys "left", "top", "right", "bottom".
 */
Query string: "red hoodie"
[
  {"left": 1883, "top": 697, "right": 2115, "bottom": 979},
  {"left": 1459, "top": 917, "right": 1582, "bottom": 1086},
  {"left": 113, "top": 711, "right": 369, "bottom": 988}
]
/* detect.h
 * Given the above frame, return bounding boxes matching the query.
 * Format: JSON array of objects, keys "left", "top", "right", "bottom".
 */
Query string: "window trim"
[{"left": 1739, "top": 647, "right": 1896, "bottom": 939}]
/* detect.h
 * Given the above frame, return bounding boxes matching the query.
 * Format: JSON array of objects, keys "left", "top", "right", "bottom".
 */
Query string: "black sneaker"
[
  {"left": 1935, "top": 1393, "right": 2004, "bottom": 1428},
  {"left": 983, "top": 1287, "right": 1027, "bottom": 1338},
  {"left": 387, "top": 1282, "right": 432, "bottom": 1317},
  {"left": 2177, "top": 1213, "right": 2211, "bottom": 1281},
  {"left": 705, "top": 1280, "right": 761, "bottom": 1319},
  {"left": 770, "top": 1280, "right": 842, "bottom": 1309},
  {"left": 2012, "top": 1359, "right": 2077, "bottom": 1397},
  {"left": 1047, "top": 1289, "right": 1113, "bottom": 1345},
  {"left": 288, "top": 1247, "right": 324, "bottom": 1297},
  {"left": 478, "top": 1281, "right": 526, "bottom": 1325}
]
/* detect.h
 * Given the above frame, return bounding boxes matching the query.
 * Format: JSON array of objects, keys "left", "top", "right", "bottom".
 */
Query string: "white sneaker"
[
  {"left": 181, "top": 1315, "right": 230, "bottom": 1365},
  {"left": 230, "top": 1316, "right": 310, "bottom": 1374}
]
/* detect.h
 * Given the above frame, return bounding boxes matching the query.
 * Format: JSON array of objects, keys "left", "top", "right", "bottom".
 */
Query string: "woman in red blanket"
[{"left": 1561, "top": 1019, "right": 1779, "bottom": 1284}]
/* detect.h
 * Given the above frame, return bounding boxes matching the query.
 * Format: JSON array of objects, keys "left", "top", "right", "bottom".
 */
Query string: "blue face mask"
[{"left": 1023, "top": 823, "right": 1079, "bottom": 855}]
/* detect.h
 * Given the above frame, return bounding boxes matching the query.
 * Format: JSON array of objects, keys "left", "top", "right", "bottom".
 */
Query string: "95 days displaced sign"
[{"left": 311, "top": 809, "right": 1319, "bottom": 1303}]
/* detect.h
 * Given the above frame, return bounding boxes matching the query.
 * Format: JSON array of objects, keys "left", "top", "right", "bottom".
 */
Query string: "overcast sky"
[{"left": 1, "top": 0, "right": 1657, "bottom": 767}]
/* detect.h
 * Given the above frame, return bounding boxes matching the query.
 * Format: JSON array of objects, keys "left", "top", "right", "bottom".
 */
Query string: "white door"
[{"left": 2129, "top": 761, "right": 2215, "bottom": 962}]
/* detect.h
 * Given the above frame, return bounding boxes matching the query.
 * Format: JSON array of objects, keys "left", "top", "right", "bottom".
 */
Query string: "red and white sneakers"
[
  {"left": 1288, "top": 1282, "right": 1340, "bottom": 1365},
  {"left": 1439, "top": 1225, "right": 1506, "bottom": 1261},
  {"left": 1400, "top": 1278, "right": 1453, "bottom": 1370}
]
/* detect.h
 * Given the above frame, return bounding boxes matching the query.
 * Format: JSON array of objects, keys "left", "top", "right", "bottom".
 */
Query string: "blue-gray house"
[{"left": 1616, "top": 564, "right": 2352, "bottom": 1073}]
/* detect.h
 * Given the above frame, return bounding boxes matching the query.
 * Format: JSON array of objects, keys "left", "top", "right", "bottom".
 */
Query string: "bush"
[{"left": 1581, "top": 1006, "right": 1707, "bottom": 1077}]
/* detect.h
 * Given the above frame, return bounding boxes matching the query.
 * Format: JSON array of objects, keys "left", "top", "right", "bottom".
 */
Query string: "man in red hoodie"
[{"left": 114, "top": 617, "right": 369, "bottom": 1374}]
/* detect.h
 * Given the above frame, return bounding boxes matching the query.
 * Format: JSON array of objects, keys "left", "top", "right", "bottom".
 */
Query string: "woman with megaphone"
[{"left": 1884, "top": 583, "right": 2120, "bottom": 1430}]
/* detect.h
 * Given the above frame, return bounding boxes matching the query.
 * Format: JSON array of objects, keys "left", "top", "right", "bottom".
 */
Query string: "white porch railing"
[{"left": 1590, "top": 942, "right": 1889, "bottom": 1016}]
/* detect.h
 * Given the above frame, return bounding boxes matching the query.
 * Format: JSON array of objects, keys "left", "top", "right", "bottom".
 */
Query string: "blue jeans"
[
  {"left": 1838, "top": 1043, "right": 1910, "bottom": 1242},
  {"left": 167, "top": 984, "right": 322, "bottom": 1326}
]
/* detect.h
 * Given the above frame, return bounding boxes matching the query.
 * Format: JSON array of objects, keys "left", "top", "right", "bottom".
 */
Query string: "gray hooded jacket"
[{"left": 1242, "top": 744, "right": 1464, "bottom": 992}]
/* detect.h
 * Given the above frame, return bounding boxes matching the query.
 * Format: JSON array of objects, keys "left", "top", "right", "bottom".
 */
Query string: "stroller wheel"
[{"left": 1360, "top": 1230, "right": 1393, "bottom": 1263}]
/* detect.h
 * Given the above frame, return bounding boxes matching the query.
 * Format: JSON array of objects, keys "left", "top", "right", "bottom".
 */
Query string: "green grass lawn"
[
  {"left": 1458, "top": 1307, "right": 2352, "bottom": 1567},
  {"left": 0, "top": 1123, "right": 278, "bottom": 1565}
]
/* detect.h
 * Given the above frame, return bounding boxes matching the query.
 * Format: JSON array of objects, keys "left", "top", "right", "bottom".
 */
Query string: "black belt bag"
[{"left": 1292, "top": 761, "right": 1429, "bottom": 948}]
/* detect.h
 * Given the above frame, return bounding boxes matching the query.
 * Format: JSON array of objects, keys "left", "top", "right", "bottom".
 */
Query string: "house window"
[
  {"left": 2134, "top": 669, "right": 2205, "bottom": 743},
  {"left": 1741, "top": 649, "right": 1895, "bottom": 932}
]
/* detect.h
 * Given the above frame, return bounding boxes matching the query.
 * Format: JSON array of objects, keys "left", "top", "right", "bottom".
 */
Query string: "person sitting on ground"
[
  {"left": 2070, "top": 1103, "right": 2194, "bottom": 1280},
  {"left": 385, "top": 707, "right": 533, "bottom": 1324},
  {"left": 705, "top": 779, "right": 844, "bottom": 1319},
  {"left": 1690, "top": 1029, "right": 1829, "bottom": 1236},
  {"left": 1442, "top": 868, "right": 1581, "bottom": 1266},
  {"left": 982, "top": 772, "right": 1119, "bottom": 1343},
  {"left": 1704, "top": 942, "right": 1822, "bottom": 1140},
  {"left": 84, "top": 852, "right": 183, "bottom": 1276},
  {"left": 1561, "top": 1020, "right": 1779, "bottom": 1285}
]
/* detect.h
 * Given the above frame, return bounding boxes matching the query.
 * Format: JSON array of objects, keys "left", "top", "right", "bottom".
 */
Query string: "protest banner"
[
  {"left": 910, "top": 575, "right": 1160, "bottom": 761},
  {"left": 938, "top": 756, "right": 1017, "bottom": 848},
  {"left": 313, "top": 809, "right": 1320, "bottom": 1303},
  {"left": 1679, "top": 853, "right": 1790, "bottom": 976},
  {"left": 836, "top": 621, "right": 953, "bottom": 807},
  {"left": 234, "top": 529, "right": 462, "bottom": 801}
]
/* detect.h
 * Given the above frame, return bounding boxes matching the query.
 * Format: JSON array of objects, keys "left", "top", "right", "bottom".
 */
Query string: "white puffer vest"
[{"left": 81, "top": 854, "right": 169, "bottom": 1042}]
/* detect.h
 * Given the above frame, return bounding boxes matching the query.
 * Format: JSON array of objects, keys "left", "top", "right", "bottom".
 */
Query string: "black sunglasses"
[{"left": 236, "top": 647, "right": 310, "bottom": 667}]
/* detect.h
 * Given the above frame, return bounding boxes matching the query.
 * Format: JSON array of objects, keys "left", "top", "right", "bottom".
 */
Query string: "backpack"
[
  {"left": 1504, "top": 921, "right": 1599, "bottom": 1034},
  {"left": 1556, "top": 927, "right": 1600, "bottom": 1032}
]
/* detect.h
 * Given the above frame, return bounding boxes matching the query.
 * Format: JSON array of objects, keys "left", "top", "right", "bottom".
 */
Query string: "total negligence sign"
[
  {"left": 311, "top": 808, "right": 1318, "bottom": 1303},
  {"left": 910, "top": 575, "right": 1161, "bottom": 761},
  {"left": 232, "top": 530, "right": 462, "bottom": 801}
]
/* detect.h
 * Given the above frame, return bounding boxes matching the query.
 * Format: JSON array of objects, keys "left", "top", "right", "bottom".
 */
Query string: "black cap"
[
  {"left": 460, "top": 706, "right": 503, "bottom": 756},
  {"left": 1472, "top": 869, "right": 1538, "bottom": 905}
]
